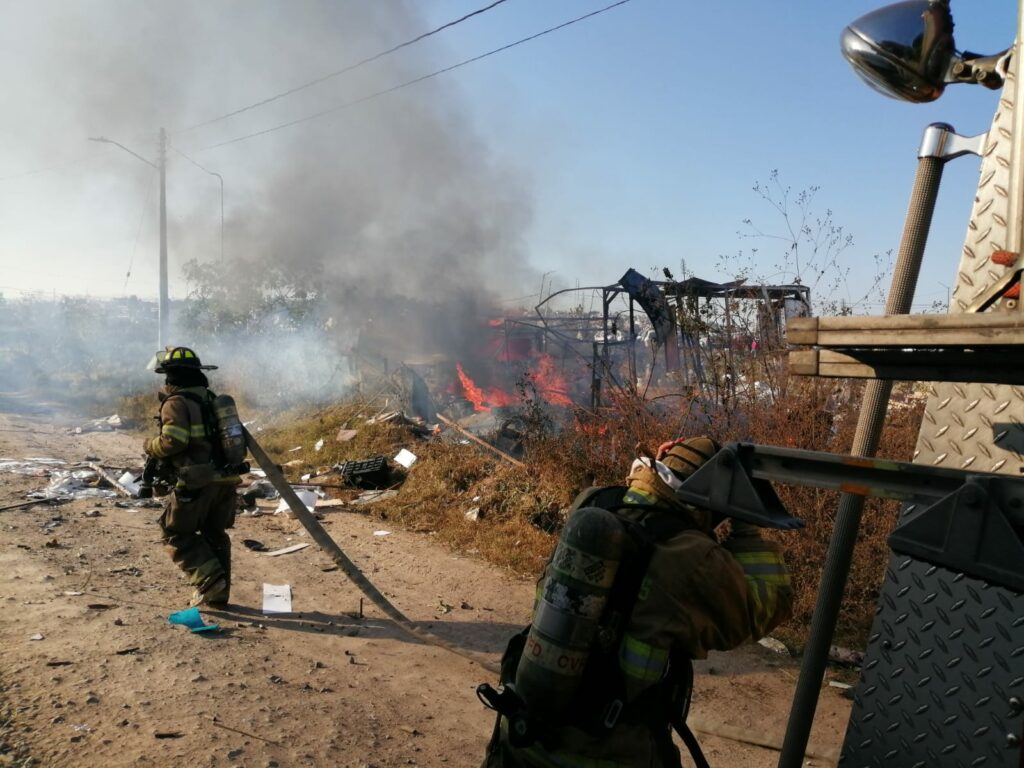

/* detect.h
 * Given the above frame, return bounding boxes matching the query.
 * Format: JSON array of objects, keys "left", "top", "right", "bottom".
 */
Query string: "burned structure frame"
[{"left": 496, "top": 269, "right": 812, "bottom": 408}]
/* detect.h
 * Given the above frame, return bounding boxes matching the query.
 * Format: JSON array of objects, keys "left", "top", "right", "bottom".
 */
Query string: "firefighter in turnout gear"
[
  {"left": 144, "top": 346, "right": 243, "bottom": 607},
  {"left": 481, "top": 437, "right": 793, "bottom": 767}
]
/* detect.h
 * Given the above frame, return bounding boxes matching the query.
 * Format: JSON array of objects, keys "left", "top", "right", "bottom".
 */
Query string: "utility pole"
[
  {"left": 158, "top": 128, "right": 169, "bottom": 349},
  {"left": 89, "top": 129, "right": 170, "bottom": 351}
]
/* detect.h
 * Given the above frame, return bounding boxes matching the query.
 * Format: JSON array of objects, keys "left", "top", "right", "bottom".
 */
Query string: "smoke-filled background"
[{"left": 0, "top": 1, "right": 537, "bottom": 406}]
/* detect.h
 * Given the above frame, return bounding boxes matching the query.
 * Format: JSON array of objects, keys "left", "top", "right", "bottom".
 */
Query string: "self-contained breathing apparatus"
[
  {"left": 139, "top": 390, "right": 250, "bottom": 496},
  {"left": 478, "top": 485, "right": 709, "bottom": 767}
]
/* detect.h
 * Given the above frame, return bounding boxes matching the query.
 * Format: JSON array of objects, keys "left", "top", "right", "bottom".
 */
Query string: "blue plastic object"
[{"left": 167, "top": 606, "right": 219, "bottom": 633}]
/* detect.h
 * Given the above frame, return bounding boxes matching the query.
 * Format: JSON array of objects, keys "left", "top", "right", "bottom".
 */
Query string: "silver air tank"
[
  {"left": 513, "top": 505, "right": 626, "bottom": 720},
  {"left": 212, "top": 394, "right": 246, "bottom": 466}
]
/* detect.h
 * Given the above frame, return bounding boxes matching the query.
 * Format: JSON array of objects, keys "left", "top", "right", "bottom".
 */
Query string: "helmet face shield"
[{"left": 154, "top": 346, "right": 218, "bottom": 373}]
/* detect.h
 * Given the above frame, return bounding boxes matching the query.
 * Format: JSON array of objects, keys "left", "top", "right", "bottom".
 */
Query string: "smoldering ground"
[{"left": 2, "top": 1, "right": 538, "bottom": 408}]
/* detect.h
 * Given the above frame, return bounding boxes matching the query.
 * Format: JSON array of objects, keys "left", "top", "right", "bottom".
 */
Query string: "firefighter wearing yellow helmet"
[
  {"left": 481, "top": 437, "right": 793, "bottom": 767},
  {"left": 143, "top": 346, "right": 244, "bottom": 607}
]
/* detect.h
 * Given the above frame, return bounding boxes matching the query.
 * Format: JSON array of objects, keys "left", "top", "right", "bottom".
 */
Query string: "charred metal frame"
[{"left": 521, "top": 275, "right": 811, "bottom": 408}]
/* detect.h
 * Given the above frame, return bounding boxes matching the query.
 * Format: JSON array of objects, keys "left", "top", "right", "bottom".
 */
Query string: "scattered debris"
[
  {"left": 115, "top": 647, "right": 140, "bottom": 656},
  {"left": 275, "top": 489, "right": 317, "bottom": 516},
  {"left": 314, "top": 438, "right": 324, "bottom": 452},
  {"left": 46, "top": 660, "right": 74, "bottom": 667},
  {"left": 828, "top": 681, "right": 853, "bottom": 690},
  {"left": 167, "top": 607, "right": 219, "bottom": 634},
  {"left": 242, "top": 539, "right": 268, "bottom": 552},
  {"left": 29, "top": 633, "right": 44, "bottom": 641},
  {"left": 758, "top": 636, "right": 790, "bottom": 656},
  {"left": 828, "top": 645, "right": 865, "bottom": 666},
  {"left": 31, "top": 470, "right": 117, "bottom": 501},
  {"left": 435, "top": 598, "right": 453, "bottom": 615},
  {"left": 86, "top": 603, "right": 114, "bottom": 611},
  {"left": 154, "top": 732, "right": 183, "bottom": 740},
  {"left": 335, "top": 428, "right": 358, "bottom": 442},
  {"left": 109, "top": 566, "right": 143, "bottom": 577},
  {"left": 436, "top": 414, "right": 526, "bottom": 468},
  {"left": 353, "top": 489, "right": 398, "bottom": 506},
  {"left": 465, "top": 507, "right": 481, "bottom": 522},
  {"left": 62, "top": 591, "right": 83, "bottom": 596},
  {"left": 393, "top": 448, "right": 417, "bottom": 469},
  {"left": 268, "top": 675, "right": 285, "bottom": 685},
  {"left": 262, "top": 583, "right": 292, "bottom": 614},
  {"left": 334, "top": 456, "right": 389, "bottom": 489},
  {"left": 0, "top": 457, "right": 66, "bottom": 476},
  {"left": 115, "top": 471, "right": 142, "bottom": 497},
  {"left": 373, "top": 530, "right": 391, "bottom": 537},
  {"left": 82, "top": 509, "right": 101, "bottom": 518},
  {"left": 69, "top": 414, "right": 124, "bottom": 434},
  {"left": 263, "top": 543, "right": 310, "bottom": 557},
  {"left": 398, "top": 725, "right": 422, "bottom": 736}
]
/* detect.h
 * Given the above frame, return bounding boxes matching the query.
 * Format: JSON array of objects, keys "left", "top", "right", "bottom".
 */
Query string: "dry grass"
[{"left": 178, "top": 359, "right": 926, "bottom": 649}]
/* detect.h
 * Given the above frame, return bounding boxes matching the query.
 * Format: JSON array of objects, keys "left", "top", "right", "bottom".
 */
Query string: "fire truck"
[{"left": 694, "top": 2, "right": 1024, "bottom": 765}]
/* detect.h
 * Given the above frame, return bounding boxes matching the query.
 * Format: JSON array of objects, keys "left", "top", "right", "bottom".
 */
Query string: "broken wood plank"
[
  {"left": 436, "top": 414, "right": 525, "bottom": 469},
  {"left": 788, "top": 312, "right": 1024, "bottom": 347},
  {"left": 85, "top": 463, "right": 136, "bottom": 497}
]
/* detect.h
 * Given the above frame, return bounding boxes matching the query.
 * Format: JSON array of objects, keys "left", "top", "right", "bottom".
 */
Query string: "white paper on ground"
[
  {"left": 393, "top": 448, "right": 417, "bottom": 469},
  {"left": 275, "top": 489, "right": 317, "bottom": 515},
  {"left": 262, "top": 583, "right": 292, "bottom": 614},
  {"left": 117, "top": 471, "right": 142, "bottom": 496}
]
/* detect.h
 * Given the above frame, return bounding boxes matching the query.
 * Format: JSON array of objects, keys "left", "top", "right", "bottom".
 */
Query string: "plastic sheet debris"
[
  {"left": 28, "top": 470, "right": 117, "bottom": 501},
  {"left": 373, "top": 530, "right": 391, "bottom": 537},
  {"left": 274, "top": 489, "right": 316, "bottom": 516},
  {"left": 262, "top": 583, "right": 292, "bottom": 614},
  {"left": 335, "top": 428, "right": 358, "bottom": 442},
  {"left": 0, "top": 457, "right": 66, "bottom": 476},
  {"left": 393, "top": 449, "right": 417, "bottom": 469},
  {"left": 167, "top": 606, "right": 219, "bottom": 633},
  {"left": 314, "top": 438, "right": 324, "bottom": 452},
  {"left": 29, "top": 633, "right": 44, "bottom": 641}
]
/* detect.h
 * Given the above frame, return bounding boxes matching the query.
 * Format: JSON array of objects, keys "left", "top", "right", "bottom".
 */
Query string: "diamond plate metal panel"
[
  {"left": 842, "top": 47, "right": 1024, "bottom": 768},
  {"left": 914, "top": 55, "right": 1024, "bottom": 476},
  {"left": 840, "top": 556, "right": 1024, "bottom": 768}
]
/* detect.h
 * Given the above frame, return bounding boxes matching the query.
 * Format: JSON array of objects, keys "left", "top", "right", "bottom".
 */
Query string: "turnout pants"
[{"left": 159, "top": 484, "right": 237, "bottom": 598}]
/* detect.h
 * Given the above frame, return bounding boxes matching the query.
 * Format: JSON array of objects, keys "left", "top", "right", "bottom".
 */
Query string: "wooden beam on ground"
[
  {"left": 86, "top": 462, "right": 136, "bottom": 497},
  {"left": 435, "top": 413, "right": 526, "bottom": 469}
]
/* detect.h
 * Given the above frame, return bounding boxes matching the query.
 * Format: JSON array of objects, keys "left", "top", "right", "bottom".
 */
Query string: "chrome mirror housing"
[{"left": 841, "top": 0, "right": 1006, "bottom": 103}]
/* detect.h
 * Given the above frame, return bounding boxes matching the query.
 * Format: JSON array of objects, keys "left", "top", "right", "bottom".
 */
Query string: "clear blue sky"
[{"left": 0, "top": 0, "right": 1017, "bottom": 313}]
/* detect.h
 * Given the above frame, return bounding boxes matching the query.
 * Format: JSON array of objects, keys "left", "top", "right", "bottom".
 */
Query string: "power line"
[
  {"left": 170, "top": 144, "right": 217, "bottom": 176},
  {"left": 0, "top": 148, "right": 113, "bottom": 183},
  {"left": 175, "top": 0, "right": 511, "bottom": 136},
  {"left": 124, "top": 169, "right": 157, "bottom": 294},
  {"left": 195, "top": 0, "right": 636, "bottom": 153}
]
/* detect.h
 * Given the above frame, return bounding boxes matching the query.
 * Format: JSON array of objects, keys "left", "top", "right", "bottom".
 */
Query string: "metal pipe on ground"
[{"left": 243, "top": 426, "right": 500, "bottom": 675}]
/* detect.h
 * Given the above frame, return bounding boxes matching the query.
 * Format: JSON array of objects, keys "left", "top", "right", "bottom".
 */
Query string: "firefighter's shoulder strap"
[{"left": 174, "top": 389, "right": 227, "bottom": 467}]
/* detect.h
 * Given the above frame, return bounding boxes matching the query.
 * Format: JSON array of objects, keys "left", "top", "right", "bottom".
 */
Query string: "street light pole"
[
  {"left": 89, "top": 129, "right": 169, "bottom": 349},
  {"left": 170, "top": 146, "right": 225, "bottom": 263}
]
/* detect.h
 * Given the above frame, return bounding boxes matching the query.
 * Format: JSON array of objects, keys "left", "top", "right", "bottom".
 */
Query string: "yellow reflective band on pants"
[{"left": 619, "top": 633, "right": 668, "bottom": 684}]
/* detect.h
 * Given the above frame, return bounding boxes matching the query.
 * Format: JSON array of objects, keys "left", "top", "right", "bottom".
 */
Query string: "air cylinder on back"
[
  {"left": 513, "top": 505, "right": 626, "bottom": 721},
  {"left": 212, "top": 394, "right": 247, "bottom": 466}
]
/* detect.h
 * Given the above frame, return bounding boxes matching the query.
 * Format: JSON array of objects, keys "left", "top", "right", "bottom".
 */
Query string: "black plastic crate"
[{"left": 335, "top": 456, "right": 389, "bottom": 489}]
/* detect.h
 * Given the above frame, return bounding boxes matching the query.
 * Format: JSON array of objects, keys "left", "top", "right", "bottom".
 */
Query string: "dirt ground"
[{"left": 0, "top": 401, "right": 853, "bottom": 767}]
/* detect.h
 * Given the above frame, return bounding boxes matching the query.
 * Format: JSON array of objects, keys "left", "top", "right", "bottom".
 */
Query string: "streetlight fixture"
[
  {"left": 90, "top": 129, "right": 169, "bottom": 349},
  {"left": 171, "top": 146, "right": 225, "bottom": 263}
]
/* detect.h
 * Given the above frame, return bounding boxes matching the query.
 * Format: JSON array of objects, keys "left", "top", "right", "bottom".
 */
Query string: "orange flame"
[
  {"left": 456, "top": 363, "right": 517, "bottom": 412},
  {"left": 530, "top": 353, "right": 572, "bottom": 407}
]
